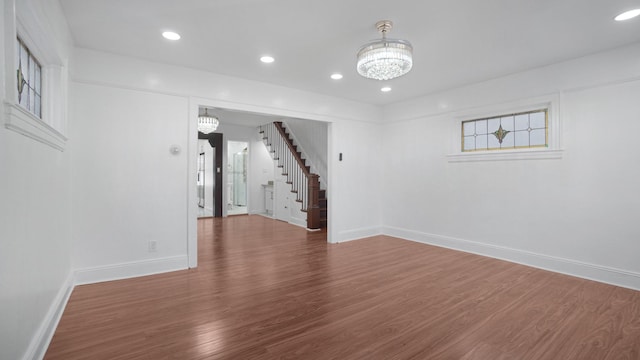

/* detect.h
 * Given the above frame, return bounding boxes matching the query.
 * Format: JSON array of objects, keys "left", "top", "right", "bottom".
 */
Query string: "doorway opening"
[
  {"left": 198, "top": 132, "right": 223, "bottom": 218},
  {"left": 189, "top": 106, "right": 331, "bottom": 268},
  {"left": 196, "top": 150, "right": 209, "bottom": 216},
  {"left": 227, "top": 141, "right": 249, "bottom": 215}
]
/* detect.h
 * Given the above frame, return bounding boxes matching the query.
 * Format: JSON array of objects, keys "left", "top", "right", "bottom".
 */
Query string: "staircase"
[
  {"left": 259, "top": 121, "right": 327, "bottom": 229},
  {"left": 319, "top": 189, "right": 327, "bottom": 228}
]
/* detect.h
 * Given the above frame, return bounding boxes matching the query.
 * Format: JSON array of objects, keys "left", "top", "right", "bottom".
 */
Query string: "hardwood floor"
[{"left": 46, "top": 216, "right": 640, "bottom": 359}]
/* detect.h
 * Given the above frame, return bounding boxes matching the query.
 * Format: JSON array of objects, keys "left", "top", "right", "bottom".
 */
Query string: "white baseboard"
[
  {"left": 288, "top": 216, "right": 307, "bottom": 229},
  {"left": 23, "top": 272, "right": 74, "bottom": 360},
  {"left": 254, "top": 212, "right": 274, "bottom": 219},
  {"left": 334, "top": 226, "right": 382, "bottom": 244},
  {"left": 252, "top": 212, "right": 317, "bottom": 231},
  {"left": 25, "top": 256, "right": 188, "bottom": 359},
  {"left": 382, "top": 226, "right": 640, "bottom": 291},
  {"left": 74, "top": 255, "right": 189, "bottom": 285}
]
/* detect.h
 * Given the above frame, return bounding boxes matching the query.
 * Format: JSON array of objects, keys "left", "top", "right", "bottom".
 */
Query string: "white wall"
[
  {"left": 71, "top": 83, "right": 189, "bottom": 278},
  {"left": 329, "top": 120, "right": 384, "bottom": 242},
  {"left": 0, "top": 126, "right": 73, "bottom": 360},
  {"left": 283, "top": 118, "right": 328, "bottom": 190},
  {"left": 72, "top": 48, "right": 383, "bottom": 257},
  {"left": 382, "top": 42, "right": 640, "bottom": 290},
  {"left": 0, "top": 0, "right": 74, "bottom": 359},
  {"left": 251, "top": 129, "right": 275, "bottom": 214},
  {"left": 227, "top": 140, "right": 248, "bottom": 208},
  {"left": 74, "top": 49, "right": 382, "bottom": 124},
  {"left": 213, "top": 122, "right": 257, "bottom": 217},
  {"left": 0, "top": 129, "right": 74, "bottom": 360},
  {"left": 273, "top": 171, "right": 307, "bottom": 228}
]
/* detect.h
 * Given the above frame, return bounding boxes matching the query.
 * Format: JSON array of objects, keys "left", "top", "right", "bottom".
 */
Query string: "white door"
[{"left": 274, "top": 178, "right": 291, "bottom": 222}]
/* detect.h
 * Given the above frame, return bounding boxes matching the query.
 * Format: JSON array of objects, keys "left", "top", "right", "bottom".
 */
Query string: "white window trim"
[
  {"left": 447, "top": 94, "right": 563, "bottom": 162},
  {"left": 4, "top": 99, "right": 67, "bottom": 150},
  {"left": 3, "top": 0, "right": 68, "bottom": 151}
]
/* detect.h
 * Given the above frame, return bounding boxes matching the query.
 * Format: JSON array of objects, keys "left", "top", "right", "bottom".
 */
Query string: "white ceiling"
[{"left": 60, "top": 0, "right": 640, "bottom": 106}]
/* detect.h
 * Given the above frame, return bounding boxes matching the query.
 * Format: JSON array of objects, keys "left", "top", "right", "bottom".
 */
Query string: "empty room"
[{"left": 1, "top": 0, "right": 640, "bottom": 359}]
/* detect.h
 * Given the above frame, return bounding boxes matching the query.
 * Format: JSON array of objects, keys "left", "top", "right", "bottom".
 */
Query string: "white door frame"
[{"left": 187, "top": 97, "right": 334, "bottom": 268}]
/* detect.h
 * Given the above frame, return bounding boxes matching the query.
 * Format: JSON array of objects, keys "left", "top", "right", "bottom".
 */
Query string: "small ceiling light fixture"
[
  {"left": 162, "top": 31, "right": 181, "bottom": 40},
  {"left": 260, "top": 56, "right": 275, "bottom": 63},
  {"left": 357, "top": 20, "right": 413, "bottom": 81},
  {"left": 198, "top": 108, "right": 219, "bottom": 134},
  {"left": 381, "top": 86, "right": 392, "bottom": 92},
  {"left": 615, "top": 9, "right": 640, "bottom": 21},
  {"left": 330, "top": 73, "right": 343, "bottom": 80}
]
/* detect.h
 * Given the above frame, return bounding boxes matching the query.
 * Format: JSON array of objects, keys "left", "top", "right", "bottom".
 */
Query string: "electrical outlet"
[{"left": 148, "top": 240, "right": 157, "bottom": 253}]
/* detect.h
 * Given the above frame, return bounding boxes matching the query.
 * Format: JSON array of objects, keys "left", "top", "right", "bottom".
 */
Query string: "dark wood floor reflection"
[{"left": 46, "top": 216, "right": 640, "bottom": 359}]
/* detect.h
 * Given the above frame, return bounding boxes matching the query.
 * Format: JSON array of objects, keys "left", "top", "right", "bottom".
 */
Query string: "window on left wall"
[
  {"left": 4, "top": 8, "right": 69, "bottom": 152},
  {"left": 16, "top": 37, "right": 42, "bottom": 119}
]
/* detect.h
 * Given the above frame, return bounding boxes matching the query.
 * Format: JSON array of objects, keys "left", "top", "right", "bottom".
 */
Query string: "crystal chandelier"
[
  {"left": 198, "top": 108, "right": 219, "bottom": 134},
  {"left": 357, "top": 20, "right": 413, "bottom": 81}
]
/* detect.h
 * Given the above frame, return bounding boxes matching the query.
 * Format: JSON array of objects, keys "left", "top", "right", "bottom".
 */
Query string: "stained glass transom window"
[
  {"left": 462, "top": 109, "right": 548, "bottom": 152},
  {"left": 16, "top": 37, "right": 42, "bottom": 119}
]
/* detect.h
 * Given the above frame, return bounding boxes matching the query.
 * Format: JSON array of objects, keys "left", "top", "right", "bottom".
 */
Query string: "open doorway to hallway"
[
  {"left": 227, "top": 140, "right": 248, "bottom": 215},
  {"left": 196, "top": 138, "right": 219, "bottom": 218},
  {"left": 190, "top": 106, "right": 330, "bottom": 266},
  {"left": 197, "top": 120, "right": 223, "bottom": 218}
]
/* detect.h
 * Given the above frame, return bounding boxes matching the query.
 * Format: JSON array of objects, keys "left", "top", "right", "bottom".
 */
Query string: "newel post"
[{"left": 307, "top": 174, "right": 321, "bottom": 230}]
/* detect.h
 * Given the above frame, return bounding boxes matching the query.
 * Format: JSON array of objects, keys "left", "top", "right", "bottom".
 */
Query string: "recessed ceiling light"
[
  {"left": 381, "top": 86, "right": 392, "bottom": 92},
  {"left": 615, "top": 9, "right": 640, "bottom": 21},
  {"left": 330, "top": 73, "right": 343, "bottom": 80},
  {"left": 162, "top": 31, "right": 181, "bottom": 40},
  {"left": 260, "top": 56, "right": 275, "bottom": 63}
]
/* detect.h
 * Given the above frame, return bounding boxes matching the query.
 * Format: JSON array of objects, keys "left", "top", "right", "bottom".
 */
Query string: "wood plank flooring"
[{"left": 46, "top": 216, "right": 640, "bottom": 359}]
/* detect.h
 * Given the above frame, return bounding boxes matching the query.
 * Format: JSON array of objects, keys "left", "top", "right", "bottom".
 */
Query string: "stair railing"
[{"left": 259, "top": 122, "right": 320, "bottom": 230}]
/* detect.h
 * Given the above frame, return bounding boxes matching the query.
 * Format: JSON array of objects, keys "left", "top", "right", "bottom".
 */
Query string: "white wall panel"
[
  {"left": 72, "top": 48, "right": 382, "bottom": 124},
  {"left": 71, "top": 83, "right": 189, "bottom": 270},
  {"left": 0, "top": 0, "right": 73, "bottom": 359},
  {"left": 382, "top": 43, "right": 640, "bottom": 289},
  {"left": 384, "top": 43, "right": 640, "bottom": 123},
  {"left": 251, "top": 131, "right": 276, "bottom": 215},
  {"left": 329, "top": 121, "right": 383, "bottom": 242}
]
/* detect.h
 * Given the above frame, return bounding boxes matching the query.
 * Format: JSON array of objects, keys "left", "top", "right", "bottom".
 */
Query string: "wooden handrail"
[{"left": 274, "top": 122, "right": 310, "bottom": 176}]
